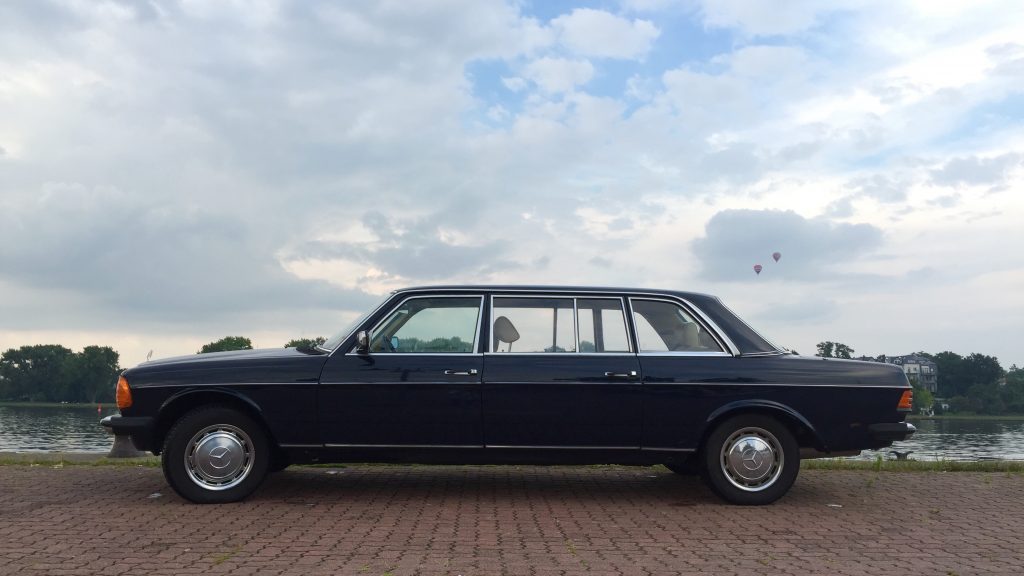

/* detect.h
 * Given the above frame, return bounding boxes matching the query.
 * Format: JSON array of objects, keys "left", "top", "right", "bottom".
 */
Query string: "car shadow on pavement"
[{"left": 249, "top": 465, "right": 723, "bottom": 506}]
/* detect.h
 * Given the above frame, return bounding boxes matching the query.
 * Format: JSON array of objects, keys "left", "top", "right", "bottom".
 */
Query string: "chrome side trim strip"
[
  {"left": 643, "top": 382, "right": 911, "bottom": 388},
  {"left": 292, "top": 443, "right": 693, "bottom": 452},
  {"left": 485, "top": 445, "right": 638, "bottom": 450},
  {"left": 324, "top": 444, "right": 483, "bottom": 449},
  {"left": 483, "top": 381, "right": 643, "bottom": 386}
]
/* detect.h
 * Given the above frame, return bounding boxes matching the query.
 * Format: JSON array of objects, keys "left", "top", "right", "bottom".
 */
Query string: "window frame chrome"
[
  {"left": 358, "top": 287, "right": 744, "bottom": 357},
  {"left": 627, "top": 296, "right": 737, "bottom": 357},
  {"left": 344, "top": 294, "right": 485, "bottom": 356},
  {"left": 487, "top": 294, "right": 635, "bottom": 356}
]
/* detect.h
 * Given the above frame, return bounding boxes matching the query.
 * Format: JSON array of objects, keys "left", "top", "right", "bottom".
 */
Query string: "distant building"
[
  {"left": 857, "top": 354, "right": 939, "bottom": 393},
  {"left": 889, "top": 354, "right": 938, "bottom": 393}
]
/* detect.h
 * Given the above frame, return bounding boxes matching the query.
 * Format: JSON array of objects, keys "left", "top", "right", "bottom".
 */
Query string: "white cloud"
[
  {"left": 522, "top": 57, "right": 595, "bottom": 93},
  {"left": 551, "top": 9, "right": 660, "bottom": 59},
  {"left": 694, "top": 0, "right": 846, "bottom": 36},
  {"left": 501, "top": 76, "right": 528, "bottom": 92},
  {"left": 1, "top": 0, "right": 1023, "bottom": 369}
]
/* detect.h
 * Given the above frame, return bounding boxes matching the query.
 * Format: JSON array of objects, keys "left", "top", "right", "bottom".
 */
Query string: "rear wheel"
[
  {"left": 702, "top": 414, "right": 799, "bottom": 505},
  {"left": 161, "top": 406, "right": 270, "bottom": 503}
]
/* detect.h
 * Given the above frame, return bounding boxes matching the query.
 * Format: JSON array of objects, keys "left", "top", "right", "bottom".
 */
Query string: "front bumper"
[
  {"left": 869, "top": 421, "right": 917, "bottom": 443},
  {"left": 100, "top": 415, "right": 156, "bottom": 452}
]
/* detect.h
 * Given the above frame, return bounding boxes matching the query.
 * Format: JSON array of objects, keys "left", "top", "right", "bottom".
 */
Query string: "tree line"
[
  {"left": 816, "top": 341, "right": 1024, "bottom": 415},
  {"left": 0, "top": 336, "right": 328, "bottom": 404},
  {"left": 0, "top": 345, "right": 120, "bottom": 403},
  {"left": 4, "top": 336, "right": 1021, "bottom": 413}
]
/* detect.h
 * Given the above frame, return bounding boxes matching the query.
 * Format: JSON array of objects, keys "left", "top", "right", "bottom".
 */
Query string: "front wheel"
[
  {"left": 702, "top": 414, "right": 799, "bottom": 505},
  {"left": 161, "top": 406, "right": 270, "bottom": 504}
]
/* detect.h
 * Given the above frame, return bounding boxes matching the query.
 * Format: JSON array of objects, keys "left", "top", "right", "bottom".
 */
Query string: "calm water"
[
  {"left": 856, "top": 418, "right": 1024, "bottom": 461},
  {"left": 2, "top": 405, "right": 1023, "bottom": 460},
  {"left": 0, "top": 404, "right": 122, "bottom": 453}
]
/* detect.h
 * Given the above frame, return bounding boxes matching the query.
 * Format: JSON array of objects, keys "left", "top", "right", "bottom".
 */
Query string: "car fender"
[
  {"left": 704, "top": 399, "right": 826, "bottom": 452},
  {"left": 152, "top": 387, "right": 271, "bottom": 451}
]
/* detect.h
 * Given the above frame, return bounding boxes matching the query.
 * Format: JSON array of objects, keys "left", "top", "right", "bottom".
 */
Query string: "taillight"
[
  {"left": 897, "top": 389, "right": 913, "bottom": 411},
  {"left": 116, "top": 375, "right": 133, "bottom": 409}
]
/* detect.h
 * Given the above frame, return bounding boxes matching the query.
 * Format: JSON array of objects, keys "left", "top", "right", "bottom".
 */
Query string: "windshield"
[{"left": 318, "top": 294, "right": 391, "bottom": 352}]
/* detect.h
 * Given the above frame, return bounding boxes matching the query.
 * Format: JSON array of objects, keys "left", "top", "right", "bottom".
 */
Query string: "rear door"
[{"left": 481, "top": 295, "right": 643, "bottom": 448}]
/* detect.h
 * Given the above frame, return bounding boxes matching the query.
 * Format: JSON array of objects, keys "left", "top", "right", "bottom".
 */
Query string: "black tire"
[
  {"left": 701, "top": 414, "right": 799, "bottom": 505},
  {"left": 161, "top": 406, "right": 270, "bottom": 504}
]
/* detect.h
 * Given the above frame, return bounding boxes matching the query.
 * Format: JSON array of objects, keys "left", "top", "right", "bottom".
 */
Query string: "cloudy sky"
[{"left": 1, "top": 0, "right": 1022, "bottom": 368}]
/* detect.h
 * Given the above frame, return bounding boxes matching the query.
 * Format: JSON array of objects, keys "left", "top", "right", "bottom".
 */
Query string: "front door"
[
  {"left": 318, "top": 295, "right": 484, "bottom": 447},
  {"left": 482, "top": 295, "right": 643, "bottom": 448}
]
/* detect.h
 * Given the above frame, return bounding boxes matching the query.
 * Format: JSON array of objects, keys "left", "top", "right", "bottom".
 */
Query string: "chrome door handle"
[
  {"left": 444, "top": 369, "right": 479, "bottom": 376},
  {"left": 604, "top": 371, "right": 638, "bottom": 379}
]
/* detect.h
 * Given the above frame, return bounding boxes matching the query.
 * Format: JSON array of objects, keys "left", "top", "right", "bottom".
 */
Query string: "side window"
[
  {"left": 492, "top": 297, "right": 576, "bottom": 353},
  {"left": 631, "top": 299, "right": 724, "bottom": 353},
  {"left": 369, "top": 297, "right": 481, "bottom": 353},
  {"left": 577, "top": 299, "right": 630, "bottom": 353}
]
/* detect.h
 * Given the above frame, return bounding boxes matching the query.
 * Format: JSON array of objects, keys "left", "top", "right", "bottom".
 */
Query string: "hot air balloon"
[
  {"left": 772, "top": 252, "right": 781, "bottom": 263},
  {"left": 753, "top": 264, "right": 762, "bottom": 275}
]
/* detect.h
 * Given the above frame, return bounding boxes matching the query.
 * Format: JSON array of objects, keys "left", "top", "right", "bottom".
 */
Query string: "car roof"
[
  {"left": 394, "top": 285, "right": 781, "bottom": 356},
  {"left": 395, "top": 285, "right": 718, "bottom": 300}
]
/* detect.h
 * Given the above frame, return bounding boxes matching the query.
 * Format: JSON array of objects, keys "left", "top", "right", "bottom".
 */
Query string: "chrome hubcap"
[
  {"left": 720, "top": 427, "right": 783, "bottom": 492},
  {"left": 185, "top": 424, "right": 254, "bottom": 491}
]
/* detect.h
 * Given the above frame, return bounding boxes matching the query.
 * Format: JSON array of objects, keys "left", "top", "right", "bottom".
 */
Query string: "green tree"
[
  {"left": 0, "top": 345, "right": 73, "bottom": 402},
  {"left": 284, "top": 337, "right": 327, "bottom": 350},
  {"left": 62, "top": 346, "right": 120, "bottom": 403},
  {"left": 815, "top": 341, "right": 855, "bottom": 359},
  {"left": 911, "top": 385, "right": 934, "bottom": 414},
  {"left": 931, "top": 351, "right": 1002, "bottom": 398},
  {"left": 198, "top": 336, "right": 253, "bottom": 354},
  {"left": 1003, "top": 365, "right": 1024, "bottom": 413}
]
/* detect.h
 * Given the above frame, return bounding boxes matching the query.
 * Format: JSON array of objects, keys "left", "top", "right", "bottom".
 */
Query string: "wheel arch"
[
  {"left": 152, "top": 388, "right": 277, "bottom": 455},
  {"left": 701, "top": 400, "right": 826, "bottom": 453}
]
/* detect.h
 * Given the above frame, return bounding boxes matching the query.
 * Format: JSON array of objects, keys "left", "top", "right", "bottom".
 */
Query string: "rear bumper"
[
  {"left": 869, "top": 421, "right": 917, "bottom": 443},
  {"left": 100, "top": 415, "right": 156, "bottom": 452}
]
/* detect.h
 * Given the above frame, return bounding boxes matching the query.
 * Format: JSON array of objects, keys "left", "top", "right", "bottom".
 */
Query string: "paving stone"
[{"left": 0, "top": 466, "right": 1021, "bottom": 575}]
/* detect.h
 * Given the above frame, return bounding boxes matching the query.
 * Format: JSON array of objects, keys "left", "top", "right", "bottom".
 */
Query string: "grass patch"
[
  {"left": 0, "top": 453, "right": 159, "bottom": 467},
  {"left": 802, "top": 458, "right": 1024, "bottom": 473}
]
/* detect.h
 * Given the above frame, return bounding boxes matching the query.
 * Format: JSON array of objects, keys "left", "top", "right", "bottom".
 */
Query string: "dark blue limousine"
[{"left": 103, "top": 285, "right": 915, "bottom": 505}]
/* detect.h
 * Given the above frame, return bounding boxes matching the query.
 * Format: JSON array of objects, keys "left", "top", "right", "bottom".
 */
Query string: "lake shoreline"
[
  {"left": 908, "top": 413, "right": 1024, "bottom": 421},
  {"left": 0, "top": 401, "right": 111, "bottom": 409}
]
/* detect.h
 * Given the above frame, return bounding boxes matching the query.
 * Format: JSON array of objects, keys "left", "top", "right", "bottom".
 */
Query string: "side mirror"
[{"left": 355, "top": 331, "right": 369, "bottom": 354}]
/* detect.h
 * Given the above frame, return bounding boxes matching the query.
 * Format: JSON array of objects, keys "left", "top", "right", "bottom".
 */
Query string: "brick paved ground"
[{"left": 0, "top": 465, "right": 1021, "bottom": 575}]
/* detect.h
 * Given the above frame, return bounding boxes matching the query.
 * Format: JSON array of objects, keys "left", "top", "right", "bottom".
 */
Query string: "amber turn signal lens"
[
  {"left": 116, "top": 375, "right": 133, "bottom": 409},
  {"left": 897, "top": 389, "right": 913, "bottom": 411}
]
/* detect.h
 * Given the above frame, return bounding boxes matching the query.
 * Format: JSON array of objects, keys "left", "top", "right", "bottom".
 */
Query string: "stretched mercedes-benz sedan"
[{"left": 103, "top": 286, "right": 915, "bottom": 505}]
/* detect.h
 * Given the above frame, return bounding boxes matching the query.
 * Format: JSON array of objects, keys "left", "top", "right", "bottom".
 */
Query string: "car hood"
[
  {"left": 137, "top": 347, "right": 320, "bottom": 368},
  {"left": 122, "top": 346, "right": 331, "bottom": 388}
]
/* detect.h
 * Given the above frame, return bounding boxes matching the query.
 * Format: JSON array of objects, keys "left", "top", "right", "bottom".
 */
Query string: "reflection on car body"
[{"left": 103, "top": 285, "right": 915, "bottom": 505}]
